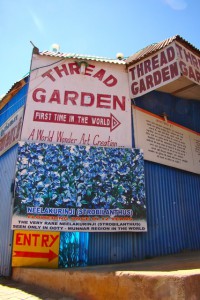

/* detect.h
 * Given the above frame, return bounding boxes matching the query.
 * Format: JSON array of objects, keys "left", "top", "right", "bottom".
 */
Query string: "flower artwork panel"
[{"left": 12, "top": 142, "right": 147, "bottom": 232}]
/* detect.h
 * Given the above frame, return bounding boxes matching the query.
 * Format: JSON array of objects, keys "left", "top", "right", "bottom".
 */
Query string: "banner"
[
  {"left": 12, "top": 142, "right": 147, "bottom": 232},
  {"left": 133, "top": 106, "right": 200, "bottom": 174}
]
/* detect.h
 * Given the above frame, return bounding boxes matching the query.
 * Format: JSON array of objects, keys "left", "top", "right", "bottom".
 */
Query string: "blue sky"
[{"left": 0, "top": 0, "right": 199, "bottom": 96}]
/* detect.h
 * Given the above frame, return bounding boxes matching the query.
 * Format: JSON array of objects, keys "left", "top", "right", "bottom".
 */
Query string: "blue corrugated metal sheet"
[
  {"left": 0, "top": 78, "right": 28, "bottom": 126},
  {"left": 132, "top": 91, "right": 200, "bottom": 260},
  {"left": 134, "top": 91, "right": 200, "bottom": 132},
  {"left": 0, "top": 82, "right": 28, "bottom": 276},
  {"left": 88, "top": 91, "right": 200, "bottom": 265},
  {"left": 88, "top": 163, "right": 200, "bottom": 265},
  {"left": 88, "top": 232, "right": 134, "bottom": 265},
  {"left": 0, "top": 145, "right": 18, "bottom": 275}
]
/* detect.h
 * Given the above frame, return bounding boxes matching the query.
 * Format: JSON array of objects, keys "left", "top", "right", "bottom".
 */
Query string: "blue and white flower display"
[{"left": 14, "top": 142, "right": 146, "bottom": 219}]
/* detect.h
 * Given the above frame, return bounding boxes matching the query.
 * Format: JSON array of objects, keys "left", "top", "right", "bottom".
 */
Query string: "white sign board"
[
  {"left": 128, "top": 41, "right": 200, "bottom": 98},
  {"left": 133, "top": 106, "right": 200, "bottom": 174},
  {"left": 0, "top": 107, "right": 24, "bottom": 156},
  {"left": 128, "top": 43, "right": 180, "bottom": 98},
  {"left": 21, "top": 55, "right": 132, "bottom": 148}
]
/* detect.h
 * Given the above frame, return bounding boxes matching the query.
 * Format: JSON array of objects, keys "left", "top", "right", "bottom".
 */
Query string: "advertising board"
[
  {"left": 128, "top": 41, "right": 200, "bottom": 98},
  {"left": 0, "top": 107, "right": 24, "bottom": 156},
  {"left": 12, "top": 142, "right": 147, "bottom": 232},
  {"left": 12, "top": 230, "right": 60, "bottom": 268},
  {"left": 133, "top": 106, "right": 200, "bottom": 174},
  {"left": 21, "top": 55, "right": 132, "bottom": 148}
]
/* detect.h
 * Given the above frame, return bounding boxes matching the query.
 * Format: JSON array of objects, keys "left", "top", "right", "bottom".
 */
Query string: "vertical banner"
[{"left": 21, "top": 55, "right": 132, "bottom": 148}]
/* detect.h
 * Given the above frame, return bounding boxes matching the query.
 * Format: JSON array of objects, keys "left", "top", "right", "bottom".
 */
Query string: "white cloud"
[
  {"left": 164, "top": 0, "right": 187, "bottom": 10},
  {"left": 29, "top": 10, "right": 45, "bottom": 34}
]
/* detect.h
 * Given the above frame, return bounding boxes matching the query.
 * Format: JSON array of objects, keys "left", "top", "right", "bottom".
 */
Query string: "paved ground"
[
  {"left": 0, "top": 277, "right": 74, "bottom": 300},
  {"left": 1, "top": 250, "right": 200, "bottom": 299}
]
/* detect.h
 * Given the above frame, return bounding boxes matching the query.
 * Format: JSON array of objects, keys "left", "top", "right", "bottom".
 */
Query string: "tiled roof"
[
  {"left": 40, "top": 51, "right": 126, "bottom": 65},
  {"left": 126, "top": 35, "right": 200, "bottom": 66}
]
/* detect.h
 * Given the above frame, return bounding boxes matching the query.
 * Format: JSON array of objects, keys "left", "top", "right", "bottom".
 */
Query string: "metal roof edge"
[{"left": 39, "top": 51, "right": 126, "bottom": 65}]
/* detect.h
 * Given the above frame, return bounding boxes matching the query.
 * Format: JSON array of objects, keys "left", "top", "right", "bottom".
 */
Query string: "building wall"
[
  {"left": 0, "top": 82, "right": 28, "bottom": 276},
  {"left": 1, "top": 82, "right": 199, "bottom": 271},
  {"left": 88, "top": 91, "right": 200, "bottom": 265}
]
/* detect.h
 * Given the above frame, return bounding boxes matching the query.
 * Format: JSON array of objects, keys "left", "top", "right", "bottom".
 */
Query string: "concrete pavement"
[
  {"left": 1, "top": 250, "right": 200, "bottom": 299},
  {"left": 0, "top": 277, "right": 74, "bottom": 300}
]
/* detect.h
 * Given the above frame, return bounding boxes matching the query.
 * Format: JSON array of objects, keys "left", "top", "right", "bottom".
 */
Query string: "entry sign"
[{"left": 12, "top": 230, "right": 60, "bottom": 268}]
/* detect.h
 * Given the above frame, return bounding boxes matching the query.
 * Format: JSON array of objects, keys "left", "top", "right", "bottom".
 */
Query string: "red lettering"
[
  {"left": 195, "top": 70, "right": 200, "bottom": 83},
  {"left": 49, "top": 90, "right": 61, "bottom": 104},
  {"left": 24, "top": 234, "right": 31, "bottom": 246},
  {"left": 103, "top": 75, "right": 117, "bottom": 87},
  {"left": 144, "top": 60, "right": 151, "bottom": 73},
  {"left": 166, "top": 46, "right": 176, "bottom": 62},
  {"left": 146, "top": 74, "right": 154, "bottom": 89},
  {"left": 131, "top": 82, "right": 139, "bottom": 96},
  {"left": 113, "top": 95, "right": 125, "bottom": 111},
  {"left": 139, "top": 78, "right": 146, "bottom": 93},
  {"left": 191, "top": 54, "right": 198, "bottom": 69},
  {"left": 161, "top": 66, "right": 170, "bottom": 82},
  {"left": 85, "top": 64, "right": 95, "bottom": 76},
  {"left": 93, "top": 69, "right": 106, "bottom": 81},
  {"left": 188, "top": 66, "right": 196, "bottom": 81},
  {"left": 49, "top": 235, "right": 59, "bottom": 247},
  {"left": 97, "top": 94, "right": 111, "bottom": 109},
  {"left": 152, "top": 55, "right": 159, "bottom": 70},
  {"left": 170, "top": 62, "right": 179, "bottom": 78},
  {"left": 81, "top": 92, "right": 95, "bottom": 106},
  {"left": 64, "top": 91, "right": 78, "bottom": 105},
  {"left": 129, "top": 67, "right": 136, "bottom": 80},
  {"left": 153, "top": 71, "right": 162, "bottom": 85},
  {"left": 16, "top": 233, "right": 23, "bottom": 245},
  {"left": 32, "top": 234, "right": 40, "bottom": 246},
  {"left": 136, "top": 63, "right": 144, "bottom": 78},
  {"left": 184, "top": 49, "right": 192, "bottom": 64},
  {"left": 179, "top": 61, "right": 188, "bottom": 76},
  {"left": 41, "top": 235, "right": 49, "bottom": 247},
  {"left": 68, "top": 62, "right": 80, "bottom": 74},
  {"left": 176, "top": 43, "right": 184, "bottom": 59},
  {"left": 32, "top": 88, "right": 46, "bottom": 103},
  {"left": 41, "top": 69, "right": 56, "bottom": 82},
  {"left": 160, "top": 51, "right": 168, "bottom": 66},
  {"left": 54, "top": 64, "right": 69, "bottom": 77}
]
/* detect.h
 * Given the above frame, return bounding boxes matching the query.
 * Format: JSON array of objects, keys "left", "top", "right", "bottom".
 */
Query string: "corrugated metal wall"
[
  {"left": 88, "top": 91, "right": 200, "bottom": 265},
  {"left": 1, "top": 85, "right": 199, "bottom": 270},
  {"left": 0, "top": 146, "right": 18, "bottom": 275},
  {"left": 0, "top": 81, "right": 28, "bottom": 276}
]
